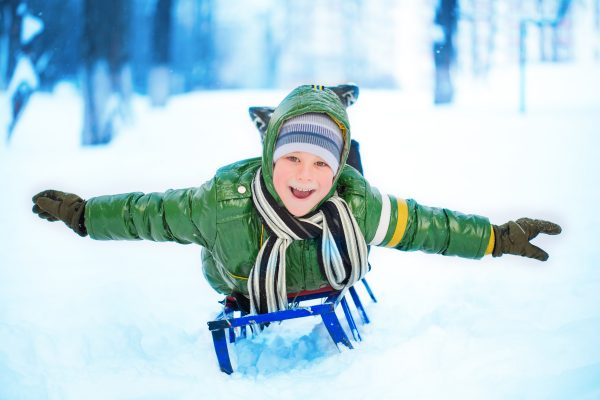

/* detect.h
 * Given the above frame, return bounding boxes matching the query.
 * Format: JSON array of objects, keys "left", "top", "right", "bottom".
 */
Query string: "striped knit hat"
[{"left": 273, "top": 113, "right": 344, "bottom": 172}]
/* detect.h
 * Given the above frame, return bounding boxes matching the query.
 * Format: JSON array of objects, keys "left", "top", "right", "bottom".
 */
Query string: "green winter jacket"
[{"left": 85, "top": 85, "right": 492, "bottom": 295}]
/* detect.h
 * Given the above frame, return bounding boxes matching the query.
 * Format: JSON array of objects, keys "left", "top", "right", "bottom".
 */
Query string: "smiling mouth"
[{"left": 290, "top": 186, "right": 315, "bottom": 199}]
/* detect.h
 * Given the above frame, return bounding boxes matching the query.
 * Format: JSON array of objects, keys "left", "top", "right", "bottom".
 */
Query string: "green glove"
[
  {"left": 492, "top": 218, "right": 561, "bottom": 261},
  {"left": 32, "top": 190, "right": 87, "bottom": 237}
]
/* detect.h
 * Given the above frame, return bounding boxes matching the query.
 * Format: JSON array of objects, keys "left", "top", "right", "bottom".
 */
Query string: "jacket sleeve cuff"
[{"left": 485, "top": 224, "right": 495, "bottom": 255}]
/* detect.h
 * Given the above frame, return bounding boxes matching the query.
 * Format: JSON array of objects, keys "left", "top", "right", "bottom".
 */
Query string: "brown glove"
[
  {"left": 492, "top": 218, "right": 561, "bottom": 261},
  {"left": 32, "top": 190, "right": 87, "bottom": 237}
]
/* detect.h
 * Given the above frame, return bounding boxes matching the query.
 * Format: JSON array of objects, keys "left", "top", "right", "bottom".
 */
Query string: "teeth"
[{"left": 292, "top": 186, "right": 313, "bottom": 192}]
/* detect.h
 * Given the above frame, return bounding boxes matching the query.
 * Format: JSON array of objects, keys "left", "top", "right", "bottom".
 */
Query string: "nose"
[{"left": 296, "top": 161, "right": 312, "bottom": 181}]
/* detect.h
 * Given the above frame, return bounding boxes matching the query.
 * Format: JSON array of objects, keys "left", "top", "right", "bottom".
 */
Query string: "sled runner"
[{"left": 207, "top": 278, "right": 377, "bottom": 374}]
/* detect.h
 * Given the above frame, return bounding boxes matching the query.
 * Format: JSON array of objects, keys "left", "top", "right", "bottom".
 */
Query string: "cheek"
[
  {"left": 273, "top": 164, "right": 289, "bottom": 195},
  {"left": 317, "top": 171, "right": 334, "bottom": 192}
]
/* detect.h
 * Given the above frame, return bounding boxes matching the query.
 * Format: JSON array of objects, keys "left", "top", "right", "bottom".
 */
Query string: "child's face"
[{"left": 273, "top": 151, "right": 335, "bottom": 217}]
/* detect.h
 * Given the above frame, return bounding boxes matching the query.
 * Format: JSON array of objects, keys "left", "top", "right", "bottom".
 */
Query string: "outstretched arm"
[
  {"left": 366, "top": 190, "right": 560, "bottom": 261},
  {"left": 32, "top": 181, "right": 217, "bottom": 248}
]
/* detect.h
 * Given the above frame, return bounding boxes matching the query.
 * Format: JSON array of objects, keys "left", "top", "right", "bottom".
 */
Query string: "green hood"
[{"left": 261, "top": 85, "right": 352, "bottom": 211}]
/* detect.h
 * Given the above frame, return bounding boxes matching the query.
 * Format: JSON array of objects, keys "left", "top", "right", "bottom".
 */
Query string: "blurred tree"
[
  {"left": 170, "top": 0, "right": 216, "bottom": 91},
  {"left": 192, "top": 0, "right": 216, "bottom": 89},
  {"left": 26, "top": 0, "right": 81, "bottom": 90},
  {"left": 0, "top": 0, "right": 22, "bottom": 90},
  {"left": 460, "top": 0, "right": 495, "bottom": 78},
  {"left": 2, "top": 0, "right": 48, "bottom": 142},
  {"left": 433, "top": 0, "right": 458, "bottom": 104},
  {"left": 263, "top": 9, "right": 281, "bottom": 89},
  {"left": 148, "top": 0, "right": 172, "bottom": 106},
  {"left": 81, "top": 0, "right": 132, "bottom": 145}
]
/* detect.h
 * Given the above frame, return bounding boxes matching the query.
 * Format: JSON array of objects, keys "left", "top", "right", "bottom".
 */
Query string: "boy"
[{"left": 32, "top": 85, "right": 561, "bottom": 315}]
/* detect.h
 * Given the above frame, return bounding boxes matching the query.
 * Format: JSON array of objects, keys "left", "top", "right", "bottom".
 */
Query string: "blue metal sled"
[{"left": 207, "top": 278, "right": 377, "bottom": 374}]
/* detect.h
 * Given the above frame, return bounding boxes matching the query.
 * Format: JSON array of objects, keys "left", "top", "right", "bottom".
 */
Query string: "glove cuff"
[
  {"left": 491, "top": 224, "right": 503, "bottom": 257},
  {"left": 71, "top": 201, "right": 88, "bottom": 237}
]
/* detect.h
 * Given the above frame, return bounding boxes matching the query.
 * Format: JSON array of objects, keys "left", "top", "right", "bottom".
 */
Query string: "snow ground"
[{"left": 1, "top": 62, "right": 600, "bottom": 399}]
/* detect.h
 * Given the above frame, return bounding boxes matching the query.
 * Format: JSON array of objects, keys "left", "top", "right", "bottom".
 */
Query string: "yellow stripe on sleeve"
[
  {"left": 485, "top": 225, "right": 495, "bottom": 255},
  {"left": 387, "top": 198, "right": 409, "bottom": 248}
]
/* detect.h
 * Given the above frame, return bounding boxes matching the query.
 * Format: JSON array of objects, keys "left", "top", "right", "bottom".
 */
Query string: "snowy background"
[
  {"left": 1, "top": 60, "right": 599, "bottom": 399},
  {"left": 2, "top": 0, "right": 600, "bottom": 397}
]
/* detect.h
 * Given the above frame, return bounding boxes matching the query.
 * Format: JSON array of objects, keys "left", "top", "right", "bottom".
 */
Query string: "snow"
[
  {"left": 21, "top": 12, "right": 45, "bottom": 45},
  {"left": 1, "top": 61, "right": 600, "bottom": 399}
]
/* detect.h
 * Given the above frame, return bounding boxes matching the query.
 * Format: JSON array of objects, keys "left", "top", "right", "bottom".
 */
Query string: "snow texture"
[
  {"left": 1, "top": 62, "right": 600, "bottom": 399},
  {"left": 21, "top": 13, "right": 44, "bottom": 45}
]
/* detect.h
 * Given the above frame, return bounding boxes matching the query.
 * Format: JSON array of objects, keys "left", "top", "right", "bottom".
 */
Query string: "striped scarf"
[{"left": 249, "top": 168, "right": 369, "bottom": 314}]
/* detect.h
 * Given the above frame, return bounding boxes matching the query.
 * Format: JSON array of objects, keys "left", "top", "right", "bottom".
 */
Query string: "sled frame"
[{"left": 207, "top": 278, "right": 377, "bottom": 374}]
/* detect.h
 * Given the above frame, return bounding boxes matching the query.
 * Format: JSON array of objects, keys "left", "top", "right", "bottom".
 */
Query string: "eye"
[
  {"left": 315, "top": 161, "right": 329, "bottom": 168},
  {"left": 286, "top": 156, "right": 299, "bottom": 163}
]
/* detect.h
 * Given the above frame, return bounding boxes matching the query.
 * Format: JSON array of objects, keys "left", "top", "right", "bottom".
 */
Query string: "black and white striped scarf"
[{"left": 249, "top": 168, "right": 368, "bottom": 314}]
